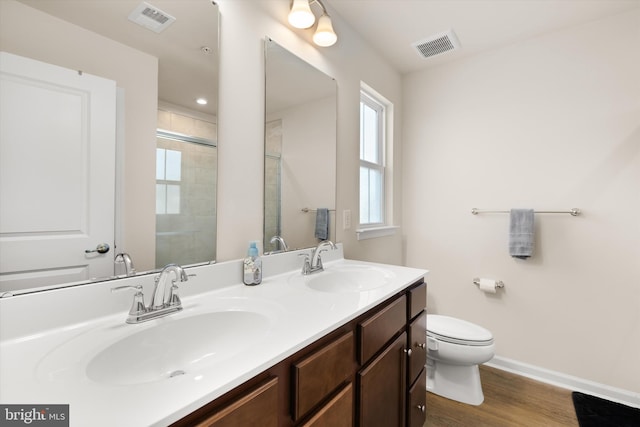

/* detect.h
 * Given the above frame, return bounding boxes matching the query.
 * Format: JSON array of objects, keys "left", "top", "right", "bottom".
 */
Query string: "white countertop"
[{"left": 0, "top": 248, "right": 426, "bottom": 426}]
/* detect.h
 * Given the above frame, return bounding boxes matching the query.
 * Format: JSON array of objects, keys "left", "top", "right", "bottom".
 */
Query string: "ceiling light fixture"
[{"left": 288, "top": 0, "right": 337, "bottom": 47}]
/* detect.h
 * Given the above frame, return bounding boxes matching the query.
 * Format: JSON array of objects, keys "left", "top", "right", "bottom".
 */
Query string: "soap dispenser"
[{"left": 243, "top": 241, "right": 262, "bottom": 286}]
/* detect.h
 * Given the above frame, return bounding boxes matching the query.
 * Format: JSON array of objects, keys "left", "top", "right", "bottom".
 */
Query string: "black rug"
[{"left": 572, "top": 392, "right": 640, "bottom": 427}]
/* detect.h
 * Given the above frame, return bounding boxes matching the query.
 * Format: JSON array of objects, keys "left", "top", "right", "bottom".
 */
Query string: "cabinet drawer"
[
  {"left": 293, "top": 332, "right": 354, "bottom": 420},
  {"left": 409, "top": 281, "right": 426, "bottom": 320},
  {"left": 408, "top": 310, "right": 427, "bottom": 384},
  {"left": 195, "top": 377, "right": 278, "bottom": 427},
  {"left": 301, "top": 383, "right": 353, "bottom": 427},
  {"left": 408, "top": 368, "right": 426, "bottom": 427},
  {"left": 358, "top": 295, "right": 406, "bottom": 364}
]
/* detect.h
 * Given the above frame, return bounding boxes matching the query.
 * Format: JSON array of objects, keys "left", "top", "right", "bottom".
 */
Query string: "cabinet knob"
[
  {"left": 416, "top": 404, "right": 425, "bottom": 413},
  {"left": 404, "top": 348, "right": 412, "bottom": 356},
  {"left": 416, "top": 342, "right": 426, "bottom": 349}
]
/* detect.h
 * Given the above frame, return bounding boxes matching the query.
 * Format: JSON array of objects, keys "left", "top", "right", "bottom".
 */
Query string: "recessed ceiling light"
[{"left": 196, "top": 98, "right": 208, "bottom": 105}]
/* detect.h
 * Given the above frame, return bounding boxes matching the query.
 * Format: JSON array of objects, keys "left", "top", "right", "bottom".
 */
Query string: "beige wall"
[
  {"left": 215, "top": 0, "right": 404, "bottom": 264},
  {"left": 0, "top": 0, "right": 158, "bottom": 271},
  {"left": 278, "top": 96, "right": 336, "bottom": 250},
  {"left": 402, "top": 10, "right": 640, "bottom": 393}
]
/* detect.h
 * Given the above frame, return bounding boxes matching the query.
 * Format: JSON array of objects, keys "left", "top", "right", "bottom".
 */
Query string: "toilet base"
[{"left": 426, "top": 360, "right": 485, "bottom": 406}]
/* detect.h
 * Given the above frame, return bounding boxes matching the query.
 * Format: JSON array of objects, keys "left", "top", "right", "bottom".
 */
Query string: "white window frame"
[
  {"left": 357, "top": 84, "right": 398, "bottom": 240},
  {"left": 156, "top": 147, "right": 182, "bottom": 215}
]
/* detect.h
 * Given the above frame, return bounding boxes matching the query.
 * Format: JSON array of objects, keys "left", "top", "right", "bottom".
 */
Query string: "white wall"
[
  {"left": 403, "top": 10, "right": 640, "bottom": 393},
  {"left": 215, "top": 0, "right": 404, "bottom": 264}
]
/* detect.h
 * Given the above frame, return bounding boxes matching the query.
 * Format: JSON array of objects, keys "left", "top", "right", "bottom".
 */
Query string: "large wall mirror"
[
  {"left": 263, "top": 39, "right": 337, "bottom": 253},
  {"left": 0, "top": 0, "right": 218, "bottom": 295}
]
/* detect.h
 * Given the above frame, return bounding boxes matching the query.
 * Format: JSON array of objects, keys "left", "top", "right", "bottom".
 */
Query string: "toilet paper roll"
[{"left": 478, "top": 278, "right": 497, "bottom": 294}]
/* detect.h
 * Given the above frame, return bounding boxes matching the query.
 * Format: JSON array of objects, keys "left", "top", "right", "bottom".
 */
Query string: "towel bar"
[
  {"left": 471, "top": 208, "right": 580, "bottom": 216},
  {"left": 301, "top": 208, "right": 336, "bottom": 213}
]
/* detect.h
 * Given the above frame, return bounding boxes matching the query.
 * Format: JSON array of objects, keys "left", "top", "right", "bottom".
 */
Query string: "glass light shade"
[
  {"left": 313, "top": 14, "right": 337, "bottom": 47},
  {"left": 288, "top": 0, "right": 315, "bottom": 29}
]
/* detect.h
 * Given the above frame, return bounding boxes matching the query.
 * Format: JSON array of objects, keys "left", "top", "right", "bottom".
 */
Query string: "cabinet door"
[
  {"left": 358, "top": 332, "right": 407, "bottom": 427},
  {"left": 293, "top": 332, "right": 354, "bottom": 420},
  {"left": 408, "top": 368, "right": 426, "bottom": 427},
  {"left": 408, "top": 311, "right": 427, "bottom": 384},
  {"left": 301, "top": 383, "right": 353, "bottom": 427},
  {"left": 195, "top": 377, "right": 278, "bottom": 427}
]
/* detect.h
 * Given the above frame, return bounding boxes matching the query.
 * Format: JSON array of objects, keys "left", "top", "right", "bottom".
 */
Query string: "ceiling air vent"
[
  {"left": 128, "top": 2, "right": 176, "bottom": 33},
  {"left": 412, "top": 29, "right": 461, "bottom": 59}
]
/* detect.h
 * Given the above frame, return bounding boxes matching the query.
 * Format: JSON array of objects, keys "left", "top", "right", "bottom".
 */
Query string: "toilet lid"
[{"left": 427, "top": 315, "right": 493, "bottom": 345}]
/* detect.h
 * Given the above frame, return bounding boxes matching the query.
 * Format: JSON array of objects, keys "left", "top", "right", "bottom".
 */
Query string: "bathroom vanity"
[
  {"left": 172, "top": 279, "right": 427, "bottom": 427},
  {"left": 0, "top": 247, "right": 427, "bottom": 427}
]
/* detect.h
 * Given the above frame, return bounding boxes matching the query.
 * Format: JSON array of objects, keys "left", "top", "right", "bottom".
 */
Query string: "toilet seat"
[{"left": 427, "top": 315, "right": 493, "bottom": 346}]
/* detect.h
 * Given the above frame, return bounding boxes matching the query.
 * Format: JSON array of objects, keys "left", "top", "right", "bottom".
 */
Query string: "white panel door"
[{"left": 0, "top": 52, "right": 116, "bottom": 292}]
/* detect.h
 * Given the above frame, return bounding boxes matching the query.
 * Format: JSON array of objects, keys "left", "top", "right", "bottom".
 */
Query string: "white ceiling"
[
  {"left": 325, "top": 0, "right": 640, "bottom": 74},
  {"left": 18, "top": 0, "right": 219, "bottom": 115}
]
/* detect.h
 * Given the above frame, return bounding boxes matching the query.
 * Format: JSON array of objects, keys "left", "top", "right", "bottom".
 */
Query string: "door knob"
[{"left": 85, "top": 243, "right": 110, "bottom": 254}]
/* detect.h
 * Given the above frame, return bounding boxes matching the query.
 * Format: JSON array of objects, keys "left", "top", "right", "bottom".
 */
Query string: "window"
[
  {"left": 359, "top": 90, "right": 385, "bottom": 226},
  {"left": 357, "top": 85, "right": 398, "bottom": 240},
  {"left": 156, "top": 148, "right": 182, "bottom": 214}
]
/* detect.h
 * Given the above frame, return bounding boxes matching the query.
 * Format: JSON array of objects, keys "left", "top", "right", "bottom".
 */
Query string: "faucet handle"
[
  {"left": 168, "top": 281, "right": 183, "bottom": 307},
  {"left": 111, "top": 284, "right": 142, "bottom": 293},
  {"left": 111, "top": 285, "right": 146, "bottom": 315},
  {"left": 299, "top": 253, "right": 312, "bottom": 275},
  {"left": 167, "top": 274, "right": 195, "bottom": 307}
]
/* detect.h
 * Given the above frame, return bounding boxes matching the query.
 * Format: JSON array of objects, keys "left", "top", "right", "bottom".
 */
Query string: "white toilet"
[{"left": 426, "top": 314, "right": 495, "bottom": 405}]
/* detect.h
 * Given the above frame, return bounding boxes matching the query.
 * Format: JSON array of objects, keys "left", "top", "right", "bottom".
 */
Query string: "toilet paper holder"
[{"left": 473, "top": 278, "right": 505, "bottom": 289}]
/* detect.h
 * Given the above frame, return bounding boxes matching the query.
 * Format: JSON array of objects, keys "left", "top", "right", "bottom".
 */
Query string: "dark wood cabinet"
[
  {"left": 358, "top": 295, "right": 406, "bottom": 364},
  {"left": 409, "top": 282, "right": 427, "bottom": 320},
  {"left": 171, "top": 278, "right": 426, "bottom": 427},
  {"left": 408, "top": 310, "right": 427, "bottom": 383},
  {"left": 300, "top": 383, "right": 353, "bottom": 427},
  {"left": 293, "top": 331, "right": 354, "bottom": 421},
  {"left": 407, "top": 369, "right": 427, "bottom": 427},
  {"left": 358, "top": 332, "right": 407, "bottom": 427},
  {"left": 192, "top": 377, "right": 279, "bottom": 427},
  {"left": 406, "top": 282, "right": 427, "bottom": 427}
]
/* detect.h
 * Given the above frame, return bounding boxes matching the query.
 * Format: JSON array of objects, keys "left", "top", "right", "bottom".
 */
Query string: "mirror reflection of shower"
[
  {"left": 264, "top": 120, "right": 283, "bottom": 253},
  {"left": 155, "top": 126, "right": 217, "bottom": 268}
]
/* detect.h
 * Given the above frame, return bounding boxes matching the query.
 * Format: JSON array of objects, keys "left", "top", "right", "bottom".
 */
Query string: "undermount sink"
[
  {"left": 302, "top": 264, "right": 396, "bottom": 293},
  {"left": 86, "top": 311, "right": 270, "bottom": 385}
]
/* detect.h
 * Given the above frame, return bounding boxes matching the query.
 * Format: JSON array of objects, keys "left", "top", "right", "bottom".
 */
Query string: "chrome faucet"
[
  {"left": 269, "top": 235, "right": 289, "bottom": 253},
  {"left": 151, "top": 264, "right": 188, "bottom": 309},
  {"left": 301, "top": 240, "right": 337, "bottom": 275},
  {"left": 114, "top": 252, "right": 136, "bottom": 276},
  {"left": 111, "top": 263, "right": 192, "bottom": 324}
]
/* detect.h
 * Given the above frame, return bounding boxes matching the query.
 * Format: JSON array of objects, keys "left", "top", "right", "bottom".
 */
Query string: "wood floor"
[{"left": 424, "top": 365, "right": 579, "bottom": 427}]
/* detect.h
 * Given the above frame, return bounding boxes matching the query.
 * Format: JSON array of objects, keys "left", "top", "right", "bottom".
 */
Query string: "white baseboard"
[{"left": 485, "top": 356, "right": 640, "bottom": 409}]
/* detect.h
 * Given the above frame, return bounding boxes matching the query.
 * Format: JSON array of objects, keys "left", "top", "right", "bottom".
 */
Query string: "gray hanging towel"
[
  {"left": 315, "top": 208, "right": 329, "bottom": 240},
  {"left": 509, "top": 209, "right": 534, "bottom": 259}
]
